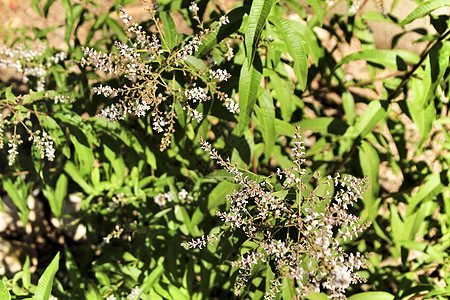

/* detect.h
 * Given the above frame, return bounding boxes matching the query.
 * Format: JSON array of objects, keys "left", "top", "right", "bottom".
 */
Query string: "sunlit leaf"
[
  {"left": 34, "top": 252, "right": 60, "bottom": 300},
  {"left": 400, "top": 0, "right": 450, "bottom": 26},
  {"left": 255, "top": 88, "right": 276, "bottom": 161},
  {"left": 335, "top": 49, "right": 420, "bottom": 70},
  {"left": 245, "top": 0, "right": 276, "bottom": 65},
  {"left": 160, "top": 12, "right": 178, "bottom": 49},
  {"left": 271, "top": 16, "right": 308, "bottom": 89},
  {"left": 348, "top": 291, "right": 395, "bottom": 300},
  {"left": 0, "top": 280, "right": 11, "bottom": 300},
  {"left": 346, "top": 100, "right": 386, "bottom": 139},
  {"left": 237, "top": 56, "right": 262, "bottom": 134}
]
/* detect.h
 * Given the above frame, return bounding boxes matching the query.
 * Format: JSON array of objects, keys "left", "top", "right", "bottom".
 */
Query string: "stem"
[{"left": 386, "top": 28, "right": 450, "bottom": 103}]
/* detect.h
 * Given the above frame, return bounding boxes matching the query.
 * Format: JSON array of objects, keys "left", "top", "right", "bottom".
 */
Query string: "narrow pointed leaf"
[
  {"left": 160, "top": 12, "right": 177, "bottom": 49},
  {"left": 138, "top": 263, "right": 165, "bottom": 295},
  {"left": 45, "top": 174, "right": 68, "bottom": 218},
  {"left": 255, "top": 88, "right": 276, "bottom": 160},
  {"left": 64, "top": 161, "right": 96, "bottom": 195},
  {"left": 106, "top": 17, "right": 127, "bottom": 43},
  {"left": 237, "top": 56, "right": 263, "bottom": 134},
  {"left": 3, "top": 178, "right": 29, "bottom": 225},
  {"left": 359, "top": 141, "right": 380, "bottom": 220},
  {"left": 245, "top": 0, "right": 276, "bottom": 65},
  {"left": 422, "top": 42, "right": 449, "bottom": 108},
  {"left": 34, "top": 252, "right": 60, "bottom": 300},
  {"left": 406, "top": 172, "right": 443, "bottom": 215},
  {"left": 346, "top": 100, "right": 386, "bottom": 139},
  {"left": 335, "top": 49, "right": 420, "bottom": 70},
  {"left": 184, "top": 55, "right": 207, "bottom": 71},
  {"left": 400, "top": 0, "right": 450, "bottom": 26},
  {"left": 271, "top": 16, "right": 308, "bottom": 89},
  {"left": 299, "top": 118, "right": 348, "bottom": 135}
]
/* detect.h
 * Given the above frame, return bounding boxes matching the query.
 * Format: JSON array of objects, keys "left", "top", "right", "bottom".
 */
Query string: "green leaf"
[
  {"left": 255, "top": 88, "right": 276, "bottom": 161},
  {"left": 342, "top": 91, "right": 356, "bottom": 125},
  {"left": 305, "top": 0, "right": 326, "bottom": 27},
  {"left": 139, "top": 262, "right": 165, "bottom": 295},
  {"left": 423, "top": 286, "right": 450, "bottom": 299},
  {"left": 299, "top": 118, "right": 348, "bottom": 135},
  {"left": 61, "top": 0, "right": 73, "bottom": 45},
  {"left": 53, "top": 174, "right": 68, "bottom": 218},
  {"left": 174, "top": 205, "right": 194, "bottom": 235},
  {"left": 3, "top": 178, "right": 29, "bottom": 226},
  {"left": 0, "top": 280, "right": 11, "bottom": 300},
  {"left": 274, "top": 119, "right": 296, "bottom": 137},
  {"left": 421, "top": 42, "right": 449, "bottom": 108},
  {"left": 348, "top": 291, "right": 395, "bottom": 300},
  {"left": 168, "top": 285, "right": 189, "bottom": 300},
  {"left": 389, "top": 204, "right": 404, "bottom": 257},
  {"left": 286, "top": 19, "right": 323, "bottom": 64},
  {"left": 106, "top": 17, "right": 127, "bottom": 43},
  {"left": 359, "top": 141, "right": 380, "bottom": 220},
  {"left": 359, "top": 141, "right": 380, "bottom": 196},
  {"left": 407, "top": 92, "right": 436, "bottom": 148},
  {"left": 196, "top": 6, "right": 250, "bottom": 58},
  {"left": 237, "top": 56, "right": 262, "bottom": 134},
  {"left": 64, "top": 161, "right": 96, "bottom": 195},
  {"left": 335, "top": 49, "right": 420, "bottom": 70},
  {"left": 245, "top": 0, "right": 276, "bottom": 65},
  {"left": 400, "top": 0, "right": 450, "bottom": 26},
  {"left": 43, "top": 0, "right": 57, "bottom": 17},
  {"left": 160, "top": 12, "right": 177, "bottom": 49},
  {"left": 5, "top": 87, "right": 15, "bottom": 103},
  {"left": 184, "top": 55, "right": 207, "bottom": 71},
  {"left": 33, "top": 25, "right": 61, "bottom": 39},
  {"left": 207, "top": 181, "right": 236, "bottom": 210},
  {"left": 54, "top": 110, "right": 99, "bottom": 147},
  {"left": 34, "top": 252, "right": 60, "bottom": 300},
  {"left": 271, "top": 16, "right": 308, "bottom": 90},
  {"left": 269, "top": 73, "right": 295, "bottom": 121},
  {"left": 306, "top": 293, "right": 330, "bottom": 300},
  {"left": 23, "top": 256, "right": 31, "bottom": 289},
  {"left": 406, "top": 172, "right": 444, "bottom": 215},
  {"left": 64, "top": 246, "right": 82, "bottom": 287},
  {"left": 346, "top": 100, "right": 386, "bottom": 139},
  {"left": 68, "top": 126, "right": 94, "bottom": 176},
  {"left": 32, "top": 0, "right": 42, "bottom": 16}
]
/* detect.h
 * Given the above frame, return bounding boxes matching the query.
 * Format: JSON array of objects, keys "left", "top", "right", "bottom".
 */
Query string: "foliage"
[{"left": 0, "top": 0, "right": 449, "bottom": 299}]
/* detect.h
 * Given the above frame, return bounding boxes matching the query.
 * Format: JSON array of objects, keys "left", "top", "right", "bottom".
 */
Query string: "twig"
[{"left": 386, "top": 29, "right": 450, "bottom": 103}]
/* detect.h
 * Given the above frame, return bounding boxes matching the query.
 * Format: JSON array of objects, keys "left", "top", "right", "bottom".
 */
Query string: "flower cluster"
[
  {"left": 7, "top": 135, "right": 22, "bottom": 166},
  {"left": 82, "top": 5, "right": 236, "bottom": 150},
  {"left": 31, "top": 131, "right": 56, "bottom": 161},
  {"left": 154, "top": 191, "right": 174, "bottom": 208},
  {"left": 0, "top": 43, "right": 66, "bottom": 91},
  {"left": 154, "top": 188, "right": 194, "bottom": 208},
  {"left": 1, "top": 113, "right": 57, "bottom": 166},
  {"left": 0, "top": 41, "right": 74, "bottom": 166},
  {"left": 103, "top": 224, "right": 124, "bottom": 244},
  {"left": 348, "top": 0, "right": 361, "bottom": 15},
  {"left": 184, "top": 125, "right": 371, "bottom": 299}
]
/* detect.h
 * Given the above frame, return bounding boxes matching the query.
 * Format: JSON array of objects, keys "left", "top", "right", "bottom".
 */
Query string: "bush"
[{"left": 0, "top": 0, "right": 449, "bottom": 299}]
